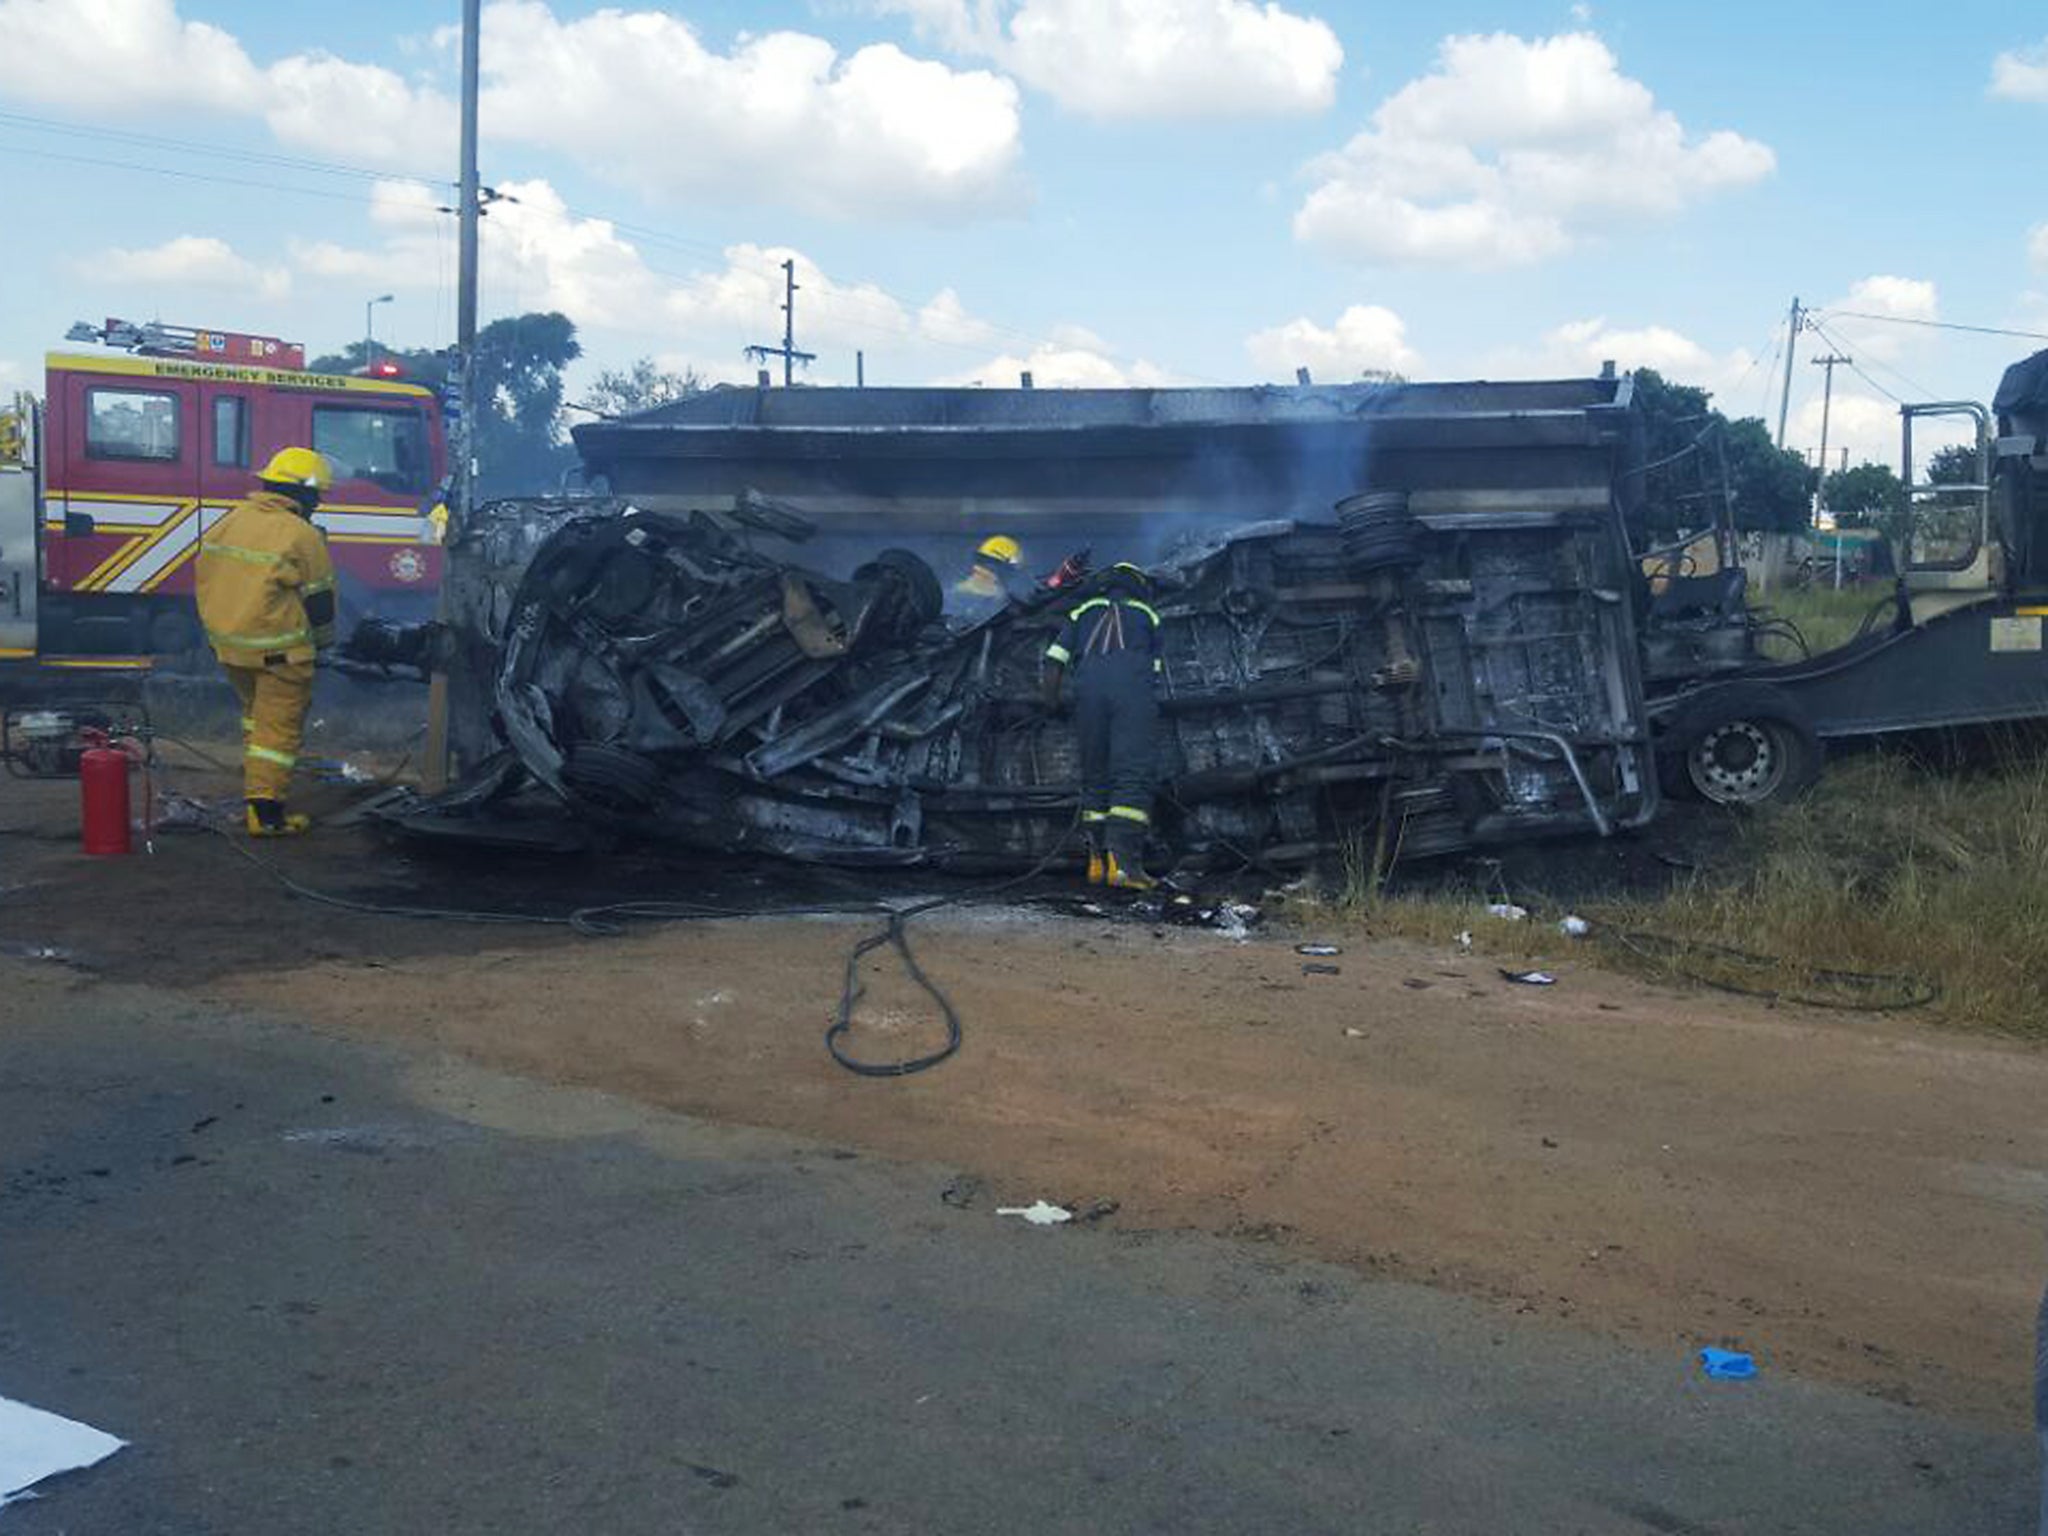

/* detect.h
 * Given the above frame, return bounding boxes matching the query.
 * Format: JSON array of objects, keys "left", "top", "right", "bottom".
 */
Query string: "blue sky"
[{"left": 0, "top": 0, "right": 2043, "bottom": 466}]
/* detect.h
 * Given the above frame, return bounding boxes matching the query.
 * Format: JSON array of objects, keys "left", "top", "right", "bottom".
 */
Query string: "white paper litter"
[
  {"left": 995, "top": 1200, "right": 1073, "bottom": 1226},
  {"left": 1484, "top": 903, "right": 1528, "bottom": 922},
  {"left": 0, "top": 1394, "right": 124, "bottom": 1508},
  {"left": 1559, "top": 915, "right": 1591, "bottom": 937}
]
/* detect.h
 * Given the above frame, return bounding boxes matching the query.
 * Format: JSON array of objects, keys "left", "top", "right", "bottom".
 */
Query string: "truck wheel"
[{"left": 1663, "top": 684, "right": 1821, "bottom": 806}]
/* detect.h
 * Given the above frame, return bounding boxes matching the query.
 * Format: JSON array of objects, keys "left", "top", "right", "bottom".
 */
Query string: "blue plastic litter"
[{"left": 1699, "top": 1347, "right": 1757, "bottom": 1380}]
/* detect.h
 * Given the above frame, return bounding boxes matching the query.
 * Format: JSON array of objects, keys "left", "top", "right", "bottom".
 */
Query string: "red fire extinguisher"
[{"left": 79, "top": 735, "right": 133, "bottom": 857}]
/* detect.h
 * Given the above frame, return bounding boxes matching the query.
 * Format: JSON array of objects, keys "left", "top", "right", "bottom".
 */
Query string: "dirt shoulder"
[
  {"left": 7, "top": 773, "right": 2046, "bottom": 1426},
  {"left": 213, "top": 907, "right": 2048, "bottom": 1427}
]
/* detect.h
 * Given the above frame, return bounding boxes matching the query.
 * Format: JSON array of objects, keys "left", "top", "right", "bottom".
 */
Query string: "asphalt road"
[{"left": 0, "top": 962, "right": 2036, "bottom": 1534}]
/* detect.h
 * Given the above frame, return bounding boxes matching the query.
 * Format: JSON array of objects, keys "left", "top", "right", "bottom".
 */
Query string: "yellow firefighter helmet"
[
  {"left": 976, "top": 534, "right": 1022, "bottom": 566},
  {"left": 257, "top": 446, "right": 334, "bottom": 492}
]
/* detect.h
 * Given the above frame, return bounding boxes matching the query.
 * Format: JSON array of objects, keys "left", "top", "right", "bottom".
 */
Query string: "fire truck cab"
[{"left": 1, "top": 319, "right": 446, "bottom": 662}]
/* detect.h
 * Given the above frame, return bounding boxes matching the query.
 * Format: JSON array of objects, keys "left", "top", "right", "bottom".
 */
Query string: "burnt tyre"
[
  {"left": 1663, "top": 683, "right": 1821, "bottom": 806},
  {"left": 561, "top": 742, "right": 665, "bottom": 814}
]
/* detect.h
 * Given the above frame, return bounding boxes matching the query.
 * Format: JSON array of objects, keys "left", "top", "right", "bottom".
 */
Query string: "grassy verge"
[
  {"left": 1291, "top": 750, "right": 2048, "bottom": 1039},
  {"left": 1751, "top": 583, "right": 1890, "bottom": 658}
]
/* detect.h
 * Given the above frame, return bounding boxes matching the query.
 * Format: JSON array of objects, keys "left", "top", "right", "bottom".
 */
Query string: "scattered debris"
[
  {"left": 995, "top": 1200, "right": 1074, "bottom": 1226},
  {"left": 1699, "top": 1347, "right": 1757, "bottom": 1381},
  {"left": 1295, "top": 943, "right": 1341, "bottom": 957},
  {"left": 1559, "top": 915, "right": 1591, "bottom": 937},
  {"left": 306, "top": 757, "right": 376, "bottom": 785},
  {"left": 1485, "top": 903, "right": 1529, "bottom": 922},
  {"left": 1343, "top": 1026, "right": 1366, "bottom": 1038},
  {"left": 1500, "top": 968, "right": 1557, "bottom": 986},
  {"left": 1067, "top": 1198, "right": 1120, "bottom": 1223},
  {"left": 0, "top": 1393, "right": 125, "bottom": 1510},
  {"left": 939, "top": 1174, "right": 984, "bottom": 1209},
  {"left": 1402, "top": 978, "right": 1433, "bottom": 990},
  {"left": 1455, "top": 931, "right": 1473, "bottom": 951}
]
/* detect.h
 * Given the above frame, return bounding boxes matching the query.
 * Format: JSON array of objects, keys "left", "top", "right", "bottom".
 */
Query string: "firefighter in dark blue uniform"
[{"left": 1042, "top": 563, "right": 1162, "bottom": 889}]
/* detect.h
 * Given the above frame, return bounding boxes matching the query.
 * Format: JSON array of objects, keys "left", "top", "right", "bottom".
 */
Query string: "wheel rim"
[{"left": 1688, "top": 719, "right": 1786, "bottom": 805}]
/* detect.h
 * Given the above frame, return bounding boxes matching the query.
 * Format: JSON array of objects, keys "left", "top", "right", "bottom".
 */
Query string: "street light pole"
[{"left": 364, "top": 293, "right": 393, "bottom": 371}]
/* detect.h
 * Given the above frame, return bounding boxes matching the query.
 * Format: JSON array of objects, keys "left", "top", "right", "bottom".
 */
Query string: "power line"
[
  {"left": 1818, "top": 308, "right": 2048, "bottom": 343},
  {"left": 0, "top": 107, "right": 443, "bottom": 186},
  {"left": 1808, "top": 319, "right": 1937, "bottom": 405},
  {"left": 0, "top": 139, "right": 391, "bottom": 205},
  {"left": 0, "top": 112, "right": 1192, "bottom": 382}
]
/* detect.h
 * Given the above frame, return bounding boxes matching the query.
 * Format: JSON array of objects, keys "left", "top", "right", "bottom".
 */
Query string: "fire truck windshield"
[{"left": 312, "top": 404, "right": 430, "bottom": 494}]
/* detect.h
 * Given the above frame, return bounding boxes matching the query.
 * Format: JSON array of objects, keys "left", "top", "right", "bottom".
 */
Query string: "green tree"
[
  {"left": 1629, "top": 368, "right": 1815, "bottom": 534},
  {"left": 1925, "top": 442, "right": 1980, "bottom": 485},
  {"left": 579, "top": 357, "right": 704, "bottom": 419},
  {"left": 310, "top": 311, "right": 582, "bottom": 497},
  {"left": 1823, "top": 463, "right": 1905, "bottom": 527}
]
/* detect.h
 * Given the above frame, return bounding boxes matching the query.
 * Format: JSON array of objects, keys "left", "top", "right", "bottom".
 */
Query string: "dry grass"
[
  {"left": 1599, "top": 752, "right": 2048, "bottom": 1035},
  {"left": 1290, "top": 749, "right": 2048, "bottom": 1038}
]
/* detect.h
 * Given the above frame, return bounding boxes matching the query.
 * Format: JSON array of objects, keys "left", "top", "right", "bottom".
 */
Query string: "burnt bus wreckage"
[{"left": 358, "top": 375, "right": 1662, "bottom": 869}]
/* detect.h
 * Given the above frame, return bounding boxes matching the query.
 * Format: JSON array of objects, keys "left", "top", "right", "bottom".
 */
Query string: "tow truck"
[
  {"left": 0, "top": 317, "right": 447, "bottom": 670},
  {"left": 1644, "top": 349, "right": 2048, "bottom": 804}
]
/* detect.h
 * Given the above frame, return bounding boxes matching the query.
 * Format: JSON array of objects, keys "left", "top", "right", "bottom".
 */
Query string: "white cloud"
[
  {"left": 1990, "top": 38, "right": 2048, "bottom": 101},
  {"left": 2028, "top": 224, "right": 2048, "bottom": 271},
  {"left": 474, "top": 1, "right": 1023, "bottom": 219},
  {"left": 1791, "top": 391, "right": 1914, "bottom": 474},
  {"left": 1244, "top": 304, "right": 1419, "bottom": 381},
  {"left": 0, "top": 0, "right": 258, "bottom": 113},
  {"left": 0, "top": 0, "right": 447, "bottom": 169},
  {"left": 1293, "top": 31, "right": 1774, "bottom": 268},
  {"left": 939, "top": 342, "right": 1177, "bottom": 388},
  {"left": 287, "top": 177, "right": 1150, "bottom": 389},
  {"left": 1479, "top": 316, "right": 1761, "bottom": 399},
  {"left": 91, "top": 234, "right": 290, "bottom": 301},
  {"left": 1812, "top": 274, "right": 1938, "bottom": 364},
  {"left": 884, "top": 0, "right": 1343, "bottom": 118},
  {"left": 261, "top": 52, "right": 454, "bottom": 166},
  {"left": 0, "top": 0, "right": 1021, "bottom": 216}
]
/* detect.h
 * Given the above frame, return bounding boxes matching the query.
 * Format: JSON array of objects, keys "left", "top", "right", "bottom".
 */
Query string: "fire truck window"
[
  {"left": 312, "top": 406, "right": 427, "bottom": 494},
  {"left": 85, "top": 389, "right": 181, "bottom": 462},
  {"left": 212, "top": 397, "right": 249, "bottom": 467}
]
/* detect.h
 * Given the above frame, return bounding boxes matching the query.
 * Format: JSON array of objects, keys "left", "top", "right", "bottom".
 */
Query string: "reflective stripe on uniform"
[
  {"left": 207, "top": 626, "right": 312, "bottom": 650},
  {"left": 239, "top": 716, "right": 256, "bottom": 734},
  {"left": 1068, "top": 597, "right": 1108, "bottom": 619},
  {"left": 1125, "top": 600, "right": 1161, "bottom": 625},
  {"left": 1081, "top": 810, "right": 1109, "bottom": 823},
  {"left": 200, "top": 541, "right": 284, "bottom": 568},
  {"left": 246, "top": 744, "right": 297, "bottom": 768},
  {"left": 1108, "top": 805, "right": 1150, "bottom": 823},
  {"left": 1044, "top": 642, "right": 1072, "bottom": 664}
]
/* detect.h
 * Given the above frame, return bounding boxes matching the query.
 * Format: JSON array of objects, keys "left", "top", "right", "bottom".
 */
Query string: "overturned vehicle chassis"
[{"left": 391, "top": 402, "right": 1660, "bottom": 870}]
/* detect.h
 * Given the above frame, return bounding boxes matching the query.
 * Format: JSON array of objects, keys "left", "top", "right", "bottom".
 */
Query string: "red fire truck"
[{"left": 0, "top": 318, "right": 447, "bottom": 664}]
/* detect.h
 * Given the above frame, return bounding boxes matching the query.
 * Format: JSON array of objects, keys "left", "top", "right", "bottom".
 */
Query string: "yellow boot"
[
  {"left": 246, "top": 799, "right": 312, "bottom": 837},
  {"left": 1104, "top": 851, "right": 1155, "bottom": 891}
]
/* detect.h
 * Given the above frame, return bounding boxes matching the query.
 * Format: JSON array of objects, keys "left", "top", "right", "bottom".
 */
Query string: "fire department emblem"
[{"left": 389, "top": 549, "right": 427, "bottom": 584}]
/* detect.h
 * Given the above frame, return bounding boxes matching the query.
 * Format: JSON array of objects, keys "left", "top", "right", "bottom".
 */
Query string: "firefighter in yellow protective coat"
[{"left": 194, "top": 447, "right": 337, "bottom": 836}]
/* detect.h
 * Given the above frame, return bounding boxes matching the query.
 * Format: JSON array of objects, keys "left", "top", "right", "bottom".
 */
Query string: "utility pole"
[
  {"left": 426, "top": 0, "right": 482, "bottom": 793},
  {"left": 1775, "top": 296, "right": 1802, "bottom": 449},
  {"left": 744, "top": 258, "right": 816, "bottom": 385},
  {"left": 1812, "top": 351, "right": 1850, "bottom": 588},
  {"left": 364, "top": 293, "right": 392, "bottom": 371},
  {"left": 454, "top": 0, "right": 480, "bottom": 526}
]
